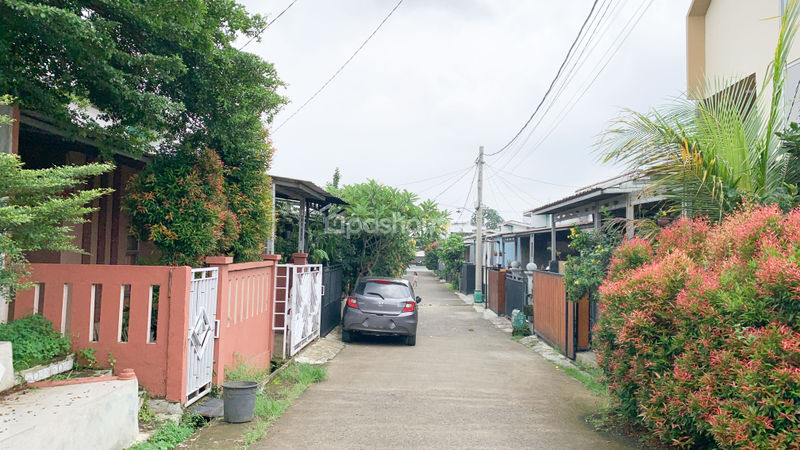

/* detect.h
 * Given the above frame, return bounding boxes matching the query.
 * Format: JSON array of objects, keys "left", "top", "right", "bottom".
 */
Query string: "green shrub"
[
  {"left": 0, "top": 314, "right": 71, "bottom": 371},
  {"left": 596, "top": 206, "right": 800, "bottom": 447},
  {"left": 564, "top": 226, "right": 620, "bottom": 303},
  {"left": 125, "top": 148, "right": 239, "bottom": 266}
]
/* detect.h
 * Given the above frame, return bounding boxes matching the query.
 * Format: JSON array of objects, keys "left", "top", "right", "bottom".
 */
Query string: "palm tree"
[{"left": 600, "top": 0, "right": 800, "bottom": 220}]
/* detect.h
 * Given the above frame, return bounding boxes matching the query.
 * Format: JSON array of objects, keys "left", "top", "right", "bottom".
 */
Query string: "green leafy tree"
[
  {"left": 325, "top": 180, "right": 449, "bottom": 289},
  {"left": 563, "top": 226, "right": 620, "bottom": 303},
  {"left": 600, "top": 1, "right": 800, "bottom": 219},
  {"left": 436, "top": 234, "right": 466, "bottom": 281},
  {"left": 125, "top": 148, "right": 238, "bottom": 266},
  {"left": 1, "top": 143, "right": 112, "bottom": 297},
  {"left": 1, "top": 0, "right": 285, "bottom": 262},
  {"left": 471, "top": 207, "right": 504, "bottom": 229}
]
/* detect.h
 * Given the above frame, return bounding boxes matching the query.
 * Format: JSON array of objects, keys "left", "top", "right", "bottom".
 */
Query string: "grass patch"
[
  {"left": 555, "top": 361, "right": 607, "bottom": 396},
  {"left": 225, "top": 360, "right": 272, "bottom": 384},
  {"left": 239, "top": 362, "right": 327, "bottom": 449},
  {"left": 128, "top": 413, "right": 206, "bottom": 450}
]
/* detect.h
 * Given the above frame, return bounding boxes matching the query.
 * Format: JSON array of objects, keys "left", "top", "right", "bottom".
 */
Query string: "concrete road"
[{"left": 253, "top": 269, "right": 629, "bottom": 449}]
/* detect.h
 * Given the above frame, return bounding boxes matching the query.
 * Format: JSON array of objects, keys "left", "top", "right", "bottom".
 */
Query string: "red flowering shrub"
[
  {"left": 125, "top": 148, "right": 240, "bottom": 266},
  {"left": 596, "top": 206, "right": 800, "bottom": 448}
]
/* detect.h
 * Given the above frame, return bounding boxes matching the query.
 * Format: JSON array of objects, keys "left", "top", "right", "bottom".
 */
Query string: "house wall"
[
  {"left": 17, "top": 124, "right": 152, "bottom": 266},
  {"left": 688, "top": 0, "right": 800, "bottom": 104}
]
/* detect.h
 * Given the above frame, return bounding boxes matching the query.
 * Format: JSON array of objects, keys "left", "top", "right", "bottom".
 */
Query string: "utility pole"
[{"left": 474, "top": 146, "right": 484, "bottom": 303}]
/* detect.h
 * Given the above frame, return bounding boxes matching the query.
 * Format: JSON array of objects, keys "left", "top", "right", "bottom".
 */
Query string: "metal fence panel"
[
  {"left": 504, "top": 272, "right": 526, "bottom": 317},
  {"left": 320, "top": 265, "right": 343, "bottom": 337},
  {"left": 460, "top": 263, "right": 475, "bottom": 294}
]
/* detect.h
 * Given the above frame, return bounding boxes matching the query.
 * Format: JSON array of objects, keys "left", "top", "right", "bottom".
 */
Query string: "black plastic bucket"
[{"left": 222, "top": 381, "right": 258, "bottom": 423}]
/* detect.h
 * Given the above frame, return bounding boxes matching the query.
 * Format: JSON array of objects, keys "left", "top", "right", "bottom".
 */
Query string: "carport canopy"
[{"left": 269, "top": 175, "right": 347, "bottom": 255}]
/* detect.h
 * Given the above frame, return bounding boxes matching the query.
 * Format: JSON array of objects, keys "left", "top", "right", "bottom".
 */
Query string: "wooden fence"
[
  {"left": 486, "top": 268, "right": 506, "bottom": 315},
  {"left": 531, "top": 271, "right": 592, "bottom": 359}
]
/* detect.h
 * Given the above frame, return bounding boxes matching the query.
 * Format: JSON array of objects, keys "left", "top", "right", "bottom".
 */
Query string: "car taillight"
[
  {"left": 402, "top": 301, "right": 415, "bottom": 312},
  {"left": 347, "top": 296, "right": 358, "bottom": 308}
]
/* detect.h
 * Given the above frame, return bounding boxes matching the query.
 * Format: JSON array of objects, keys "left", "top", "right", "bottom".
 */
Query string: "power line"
[
  {"left": 492, "top": 0, "right": 621, "bottom": 169},
  {"left": 415, "top": 166, "right": 474, "bottom": 196},
  {"left": 239, "top": 0, "right": 300, "bottom": 51},
  {"left": 431, "top": 165, "right": 474, "bottom": 201},
  {"left": 485, "top": 163, "right": 579, "bottom": 188},
  {"left": 454, "top": 163, "right": 479, "bottom": 223},
  {"left": 396, "top": 164, "right": 474, "bottom": 187},
  {"left": 273, "top": 0, "right": 405, "bottom": 132},
  {"left": 497, "top": 0, "right": 653, "bottom": 172},
  {"left": 485, "top": 0, "right": 600, "bottom": 157}
]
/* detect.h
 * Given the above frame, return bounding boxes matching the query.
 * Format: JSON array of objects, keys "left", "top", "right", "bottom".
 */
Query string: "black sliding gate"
[
  {"left": 504, "top": 272, "right": 527, "bottom": 317},
  {"left": 320, "top": 264, "right": 343, "bottom": 337}
]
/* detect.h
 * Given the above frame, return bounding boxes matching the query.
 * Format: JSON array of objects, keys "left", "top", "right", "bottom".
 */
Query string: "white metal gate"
[
  {"left": 186, "top": 267, "right": 218, "bottom": 405},
  {"left": 273, "top": 264, "right": 322, "bottom": 358}
]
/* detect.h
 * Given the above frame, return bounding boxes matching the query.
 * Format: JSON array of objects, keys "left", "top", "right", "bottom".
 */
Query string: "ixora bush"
[
  {"left": 0, "top": 314, "right": 71, "bottom": 371},
  {"left": 125, "top": 148, "right": 239, "bottom": 266},
  {"left": 595, "top": 205, "right": 800, "bottom": 448}
]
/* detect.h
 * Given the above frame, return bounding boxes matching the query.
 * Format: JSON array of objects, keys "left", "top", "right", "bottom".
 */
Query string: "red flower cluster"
[{"left": 595, "top": 206, "right": 800, "bottom": 448}]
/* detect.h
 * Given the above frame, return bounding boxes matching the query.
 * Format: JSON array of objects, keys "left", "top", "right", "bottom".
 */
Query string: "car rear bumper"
[{"left": 343, "top": 307, "right": 417, "bottom": 336}]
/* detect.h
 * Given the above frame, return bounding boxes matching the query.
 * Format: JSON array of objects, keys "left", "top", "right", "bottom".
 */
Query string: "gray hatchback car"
[{"left": 342, "top": 277, "right": 421, "bottom": 346}]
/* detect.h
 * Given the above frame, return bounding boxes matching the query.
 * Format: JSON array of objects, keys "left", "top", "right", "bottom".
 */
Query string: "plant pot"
[
  {"left": 222, "top": 380, "right": 258, "bottom": 423},
  {"left": 657, "top": 216, "right": 671, "bottom": 227}
]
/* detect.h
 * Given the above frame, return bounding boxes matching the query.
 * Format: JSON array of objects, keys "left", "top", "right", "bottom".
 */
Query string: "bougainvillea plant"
[{"left": 595, "top": 205, "right": 800, "bottom": 448}]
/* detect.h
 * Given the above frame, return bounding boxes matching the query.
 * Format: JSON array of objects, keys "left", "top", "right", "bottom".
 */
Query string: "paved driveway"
[{"left": 253, "top": 269, "right": 630, "bottom": 449}]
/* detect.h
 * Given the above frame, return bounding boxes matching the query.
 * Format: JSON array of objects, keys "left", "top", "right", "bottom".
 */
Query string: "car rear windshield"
[{"left": 355, "top": 281, "right": 411, "bottom": 299}]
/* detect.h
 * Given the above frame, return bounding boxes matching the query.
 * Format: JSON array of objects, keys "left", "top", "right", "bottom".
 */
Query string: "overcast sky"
[{"left": 237, "top": 0, "right": 693, "bottom": 222}]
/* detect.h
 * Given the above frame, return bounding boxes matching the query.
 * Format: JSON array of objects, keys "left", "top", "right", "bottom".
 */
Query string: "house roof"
[
  {"left": 524, "top": 172, "right": 647, "bottom": 216},
  {"left": 271, "top": 175, "right": 347, "bottom": 208}
]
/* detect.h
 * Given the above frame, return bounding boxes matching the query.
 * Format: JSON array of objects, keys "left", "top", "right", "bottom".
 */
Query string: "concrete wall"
[
  {"left": 207, "top": 256, "right": 278, "bottom": 384},
  {"left": 0, "top": 378, "right": 138, "bottom": 449},
  {"left": 12, "top": 264, "right": 192, "bottom": 402},
  {"left": 0, "top": 342, "right": 14, "bottom": 392}
]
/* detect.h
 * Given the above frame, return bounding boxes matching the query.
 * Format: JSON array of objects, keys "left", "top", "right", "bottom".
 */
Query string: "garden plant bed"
[{"left": 16, "top": 353, "right": 74, "bottom": 383}]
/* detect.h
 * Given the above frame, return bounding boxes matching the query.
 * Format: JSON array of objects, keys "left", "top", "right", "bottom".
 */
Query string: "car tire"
[
  {"left": 342, "top": 329, "right": 353, "bottom": 343},
  {"left": 405, "top": 335, "right": 416, "bottom": 346}
]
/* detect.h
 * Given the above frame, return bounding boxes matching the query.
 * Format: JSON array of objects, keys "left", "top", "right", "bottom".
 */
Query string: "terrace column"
[
  {"left": 550, "top": 214, "right": 557, "bottom": 264},
  {"left": 297, "top": 197, "right": 307, "bottom": 254},
  {"left": 625, "top": 194, "right": 635, "bottom": 239}
]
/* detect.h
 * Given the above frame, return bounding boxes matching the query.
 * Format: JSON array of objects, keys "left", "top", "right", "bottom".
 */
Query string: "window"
[{"left": 355, "top": 281, "right": 412, "bottom": 299}]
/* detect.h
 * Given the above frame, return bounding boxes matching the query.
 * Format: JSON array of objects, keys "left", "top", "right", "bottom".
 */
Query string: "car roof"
[{"left": 357, "top": 276, "right": 410, "bottom": 286}]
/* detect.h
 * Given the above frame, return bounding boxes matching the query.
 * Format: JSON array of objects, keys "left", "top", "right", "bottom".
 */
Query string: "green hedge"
[{"left": 0, "top": 314, "right": 71, "bottom": 371}]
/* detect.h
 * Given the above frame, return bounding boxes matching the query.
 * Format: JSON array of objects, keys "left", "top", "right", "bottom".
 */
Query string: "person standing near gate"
[{"left": 413, "top": 272, "right": 418, "bottom": 288}]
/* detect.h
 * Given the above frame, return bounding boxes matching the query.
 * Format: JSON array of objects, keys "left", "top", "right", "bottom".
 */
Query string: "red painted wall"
[{"left": 14, "top": 264, "right": 191, "bottom": 401}]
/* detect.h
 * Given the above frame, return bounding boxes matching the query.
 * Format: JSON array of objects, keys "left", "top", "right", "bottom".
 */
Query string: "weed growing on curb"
[{"left": 239, "top": 363, "right": 327, "bottom": 449}]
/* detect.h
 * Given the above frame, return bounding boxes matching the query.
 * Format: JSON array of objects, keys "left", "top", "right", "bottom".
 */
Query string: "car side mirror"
[{"left": 416, "top": 296, "right": 422, "bottom": 304}]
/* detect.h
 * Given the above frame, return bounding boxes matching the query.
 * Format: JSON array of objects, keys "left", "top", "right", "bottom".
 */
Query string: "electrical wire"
[
  {"left": 492, "top": 0, "right": 626, "bottom": 170},
  {"left": 485, "top": 163, "right": 579, "bottom": 188},
  {"left": 497, "top": 0, "right": 654, "bottom": 172},
  {"left": 454, "top": 163, "right": 479, "bottom": 224},
  {"left": 415, "top": 166, "right": 474, "bottom": 196},
  {"left": 395, "top": 164, "right": 474, "bottom": 187},
  {"left": 239, "top": 0, "right": 300, "bottom": 51},
  {"left": 273, "top": 0, "right": 405, "bottom": 132},
  {"left": 485, "top": 0, "right": 600, "bottom": 157},
  {"left": 430, "top": 165, "right": 474, "bottom": 201}
]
